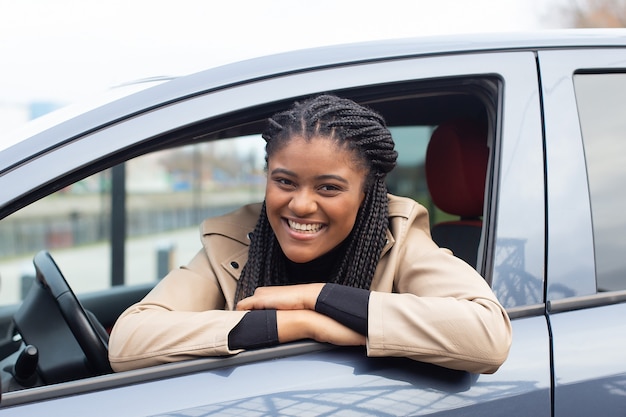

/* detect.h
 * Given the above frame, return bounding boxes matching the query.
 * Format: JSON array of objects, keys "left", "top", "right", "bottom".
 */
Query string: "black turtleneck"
[
  {"left": 284, "top": 238, "right": 346, "bottom": 284},
  {"left": 228, "top": 243, "right": 370, "bottom": 351}
]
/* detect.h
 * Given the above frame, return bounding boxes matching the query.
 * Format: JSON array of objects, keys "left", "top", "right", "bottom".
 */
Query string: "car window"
[
  {"left": 0, "top": 79, "right": 499, "bottom": 308},
  {"left": 573, "top": 73, "right": 626, "bottom": 293}
]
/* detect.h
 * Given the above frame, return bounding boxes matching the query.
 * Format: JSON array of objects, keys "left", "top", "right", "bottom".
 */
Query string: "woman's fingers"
[{"left": 236, "top": 283, "right": 325, "bottom": 311}]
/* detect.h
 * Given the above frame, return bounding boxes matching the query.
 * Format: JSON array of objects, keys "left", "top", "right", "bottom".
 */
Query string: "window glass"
[
  {"left": 0, "top": 135, "right": 266, "bottom": 304},
  {"left": 574, "top": 73, "right": 626, "bottom": 292}
]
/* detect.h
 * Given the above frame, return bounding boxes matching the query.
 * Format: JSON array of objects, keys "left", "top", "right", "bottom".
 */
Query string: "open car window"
[{"left": 1, "top": 79, "right": 496, "bottom": 305}]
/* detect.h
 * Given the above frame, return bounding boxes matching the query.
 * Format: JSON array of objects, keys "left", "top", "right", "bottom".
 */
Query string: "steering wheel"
[{"left": 13, "top": 251, "right": 111, "bottom": 384}]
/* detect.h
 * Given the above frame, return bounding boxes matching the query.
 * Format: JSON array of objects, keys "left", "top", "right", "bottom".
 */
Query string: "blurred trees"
[{"left": 556, "top": 0, "right": 626, "bottom": 27}]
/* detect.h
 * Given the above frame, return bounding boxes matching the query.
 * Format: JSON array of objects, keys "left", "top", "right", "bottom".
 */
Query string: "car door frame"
[
  {"left": 539, "top": 47, "right": 626, "bottom": 417},
  {"left": 1, "top": 50, "right": 551, "bottom": 416}
]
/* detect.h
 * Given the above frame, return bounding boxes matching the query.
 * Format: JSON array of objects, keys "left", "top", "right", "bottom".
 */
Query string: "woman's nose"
[{"left": 288, "top": 190, "right": 317, "bottom": 215}]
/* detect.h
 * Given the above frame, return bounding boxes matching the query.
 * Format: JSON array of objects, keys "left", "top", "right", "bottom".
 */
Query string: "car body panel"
[
  {"left": 488, "top": 48, "right": 545, "bottom": 308},
  {"left": 540, "top": 50, "right": 599, "bottom": 300},
  {"left": 0, "top": 318, "right": 549, "bottom": 416},
  {"left": 549, "top": 305, "right": 626, "bottom": 417},
  {"left": 539, "top": 48, "right": 626, "bottom": 416}
]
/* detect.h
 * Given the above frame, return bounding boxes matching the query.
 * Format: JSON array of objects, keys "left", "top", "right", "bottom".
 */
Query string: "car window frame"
[
  {"left": 538, "top": 48, "right": 626, "bottom": 313},
  {"left": 2, "top": 51, "right": 541, "bottom": 296}
]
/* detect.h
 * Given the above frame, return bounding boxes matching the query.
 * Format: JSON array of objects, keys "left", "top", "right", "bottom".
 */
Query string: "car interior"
[{"left": 0, "top": 76, "right": 498, "bottom": 397}]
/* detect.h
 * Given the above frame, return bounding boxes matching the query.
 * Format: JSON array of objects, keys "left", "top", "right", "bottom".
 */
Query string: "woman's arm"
[
  {"left": 234, "top": 249, "right": 511, "bottom": 374},
  {"left": 368, "top": 245, "right": 512, "bottom": 374},
  {"left": 108, "top": 250, "right": 247, "bottom": 372}
]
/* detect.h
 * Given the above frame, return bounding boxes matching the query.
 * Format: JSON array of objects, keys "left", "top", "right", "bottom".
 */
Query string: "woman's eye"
[
  {"left": 275, "top": 178, "right": 293, "bottom": 187},
  {"left": 319, "top": 184, "right": 341, "bottom": 192}
]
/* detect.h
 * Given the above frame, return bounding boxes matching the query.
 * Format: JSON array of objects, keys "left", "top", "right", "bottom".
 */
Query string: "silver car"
[{"left": 0, "top": 29, "right": 625, "bottom": 416}]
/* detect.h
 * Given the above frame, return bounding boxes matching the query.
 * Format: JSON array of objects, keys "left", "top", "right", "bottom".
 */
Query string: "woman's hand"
[
  {"left": 236, "top": 284, "right": 365, "bottom": 347},
  {"left": 276, "top": 310, "right": 365, "bottom": 346},
  {"left": 236, "top": 283, "right": 325, "bottom": 312}
]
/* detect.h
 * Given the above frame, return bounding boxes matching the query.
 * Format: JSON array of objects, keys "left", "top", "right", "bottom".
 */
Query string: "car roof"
[
  {"left": 81, "top": 28, "right": 626, "bottom": 114},
  {"left": 183, "top": 28, "right": 626, "bottom": 91},
  {"left": 2, "top": 28, "right": 626, "bottom": 173}
]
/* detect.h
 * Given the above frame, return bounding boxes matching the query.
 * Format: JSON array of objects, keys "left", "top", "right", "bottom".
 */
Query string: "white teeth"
[{"left": 288, "top": 220, "right": 323, "bottom": 233}]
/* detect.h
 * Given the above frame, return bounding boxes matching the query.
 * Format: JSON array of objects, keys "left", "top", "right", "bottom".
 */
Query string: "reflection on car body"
[{"left": 0, "top": 29, "right": 625, "bottom": 416}]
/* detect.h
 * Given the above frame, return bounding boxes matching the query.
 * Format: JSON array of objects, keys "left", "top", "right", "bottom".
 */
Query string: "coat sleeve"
[
  {"left": 366, "top": 211, "right": 512, "bottom": 374},
  {"left": 108, "top": 249, "right": 247, "bottom": 372}
]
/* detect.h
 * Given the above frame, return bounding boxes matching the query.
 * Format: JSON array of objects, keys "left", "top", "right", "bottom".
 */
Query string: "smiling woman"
[{"left": 108, "top": 94, "right": 512, "bottom": 374}]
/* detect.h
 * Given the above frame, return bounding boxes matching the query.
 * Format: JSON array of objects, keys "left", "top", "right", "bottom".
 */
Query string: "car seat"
[{"left": 425, "top": 118, "right": 489, "bottom": 268}]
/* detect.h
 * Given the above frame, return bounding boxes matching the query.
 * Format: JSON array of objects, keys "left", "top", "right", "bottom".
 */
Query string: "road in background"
[{"left": 0, "top": 226, "right": 201, "bottom": 305}]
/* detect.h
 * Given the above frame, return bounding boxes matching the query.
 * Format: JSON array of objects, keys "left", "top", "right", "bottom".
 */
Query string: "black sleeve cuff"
[
  {"left": 228, "top": 310, "right": 279, "bottom": 350},
  {"left": 314, "top": 283, "right": 370, "bottom": 335}
]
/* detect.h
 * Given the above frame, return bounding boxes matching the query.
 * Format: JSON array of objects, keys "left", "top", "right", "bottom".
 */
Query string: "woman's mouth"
[{"left": 287, "top": 219, "right": 324, "bottom": 234}]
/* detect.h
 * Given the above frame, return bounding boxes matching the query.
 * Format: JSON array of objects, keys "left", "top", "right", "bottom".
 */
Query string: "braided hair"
[{"left": 235, "top": 95, "right": 398, "bottom": 302}]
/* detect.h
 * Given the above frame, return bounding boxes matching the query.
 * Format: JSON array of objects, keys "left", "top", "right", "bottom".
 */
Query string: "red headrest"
[{"left": 425, "top": 119, "right": 488, "bottom": 218}]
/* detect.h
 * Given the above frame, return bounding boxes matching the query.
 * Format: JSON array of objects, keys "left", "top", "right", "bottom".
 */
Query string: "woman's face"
[{"left": 265, "top": 135, "right": 367, "bottom": 263}]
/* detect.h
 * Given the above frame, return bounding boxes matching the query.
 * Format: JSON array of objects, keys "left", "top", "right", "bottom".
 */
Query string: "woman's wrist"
[
  {"left": 276, "top": 309, "right": 365, "bottom": 346},
  {"left": 303, "top": 283, "right": 326, "bottom": 310},
  {"left": 276, "top": 310, "right": 313, "bottom": 342}
]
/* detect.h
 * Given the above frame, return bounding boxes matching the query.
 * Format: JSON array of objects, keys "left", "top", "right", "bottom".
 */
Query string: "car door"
[
  {"left": 0, "top": 48, "right": 551, "bottom": 415},
  {"left": 539, "top": 48, "right": 626, "bottom": 416}
]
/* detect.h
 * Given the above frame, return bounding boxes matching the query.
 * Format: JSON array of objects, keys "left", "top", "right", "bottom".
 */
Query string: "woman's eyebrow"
[
  {"left": 270, "top": 168, "right": 348, "bottom": 184},
  {"left": 270, "top": 168, "right": 296, "bottom": 177},
  {"left": 315, "top": 174, "right": 349, "bottom": 184}
]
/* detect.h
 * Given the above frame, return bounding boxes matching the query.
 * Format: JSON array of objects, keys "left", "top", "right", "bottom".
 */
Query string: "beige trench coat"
[{"left": 109, "top": 194, "right": 512, "bottom": 373}]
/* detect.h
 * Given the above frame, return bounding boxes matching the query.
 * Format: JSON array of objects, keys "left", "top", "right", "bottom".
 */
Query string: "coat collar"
[{"left": 207, "top": 194, "right": 423, "bottom": 280}]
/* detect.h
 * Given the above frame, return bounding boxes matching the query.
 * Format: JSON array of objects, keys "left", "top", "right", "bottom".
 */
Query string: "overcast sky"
[{"left": 0, "top": 0, "right": 565, "bottom": 131}]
